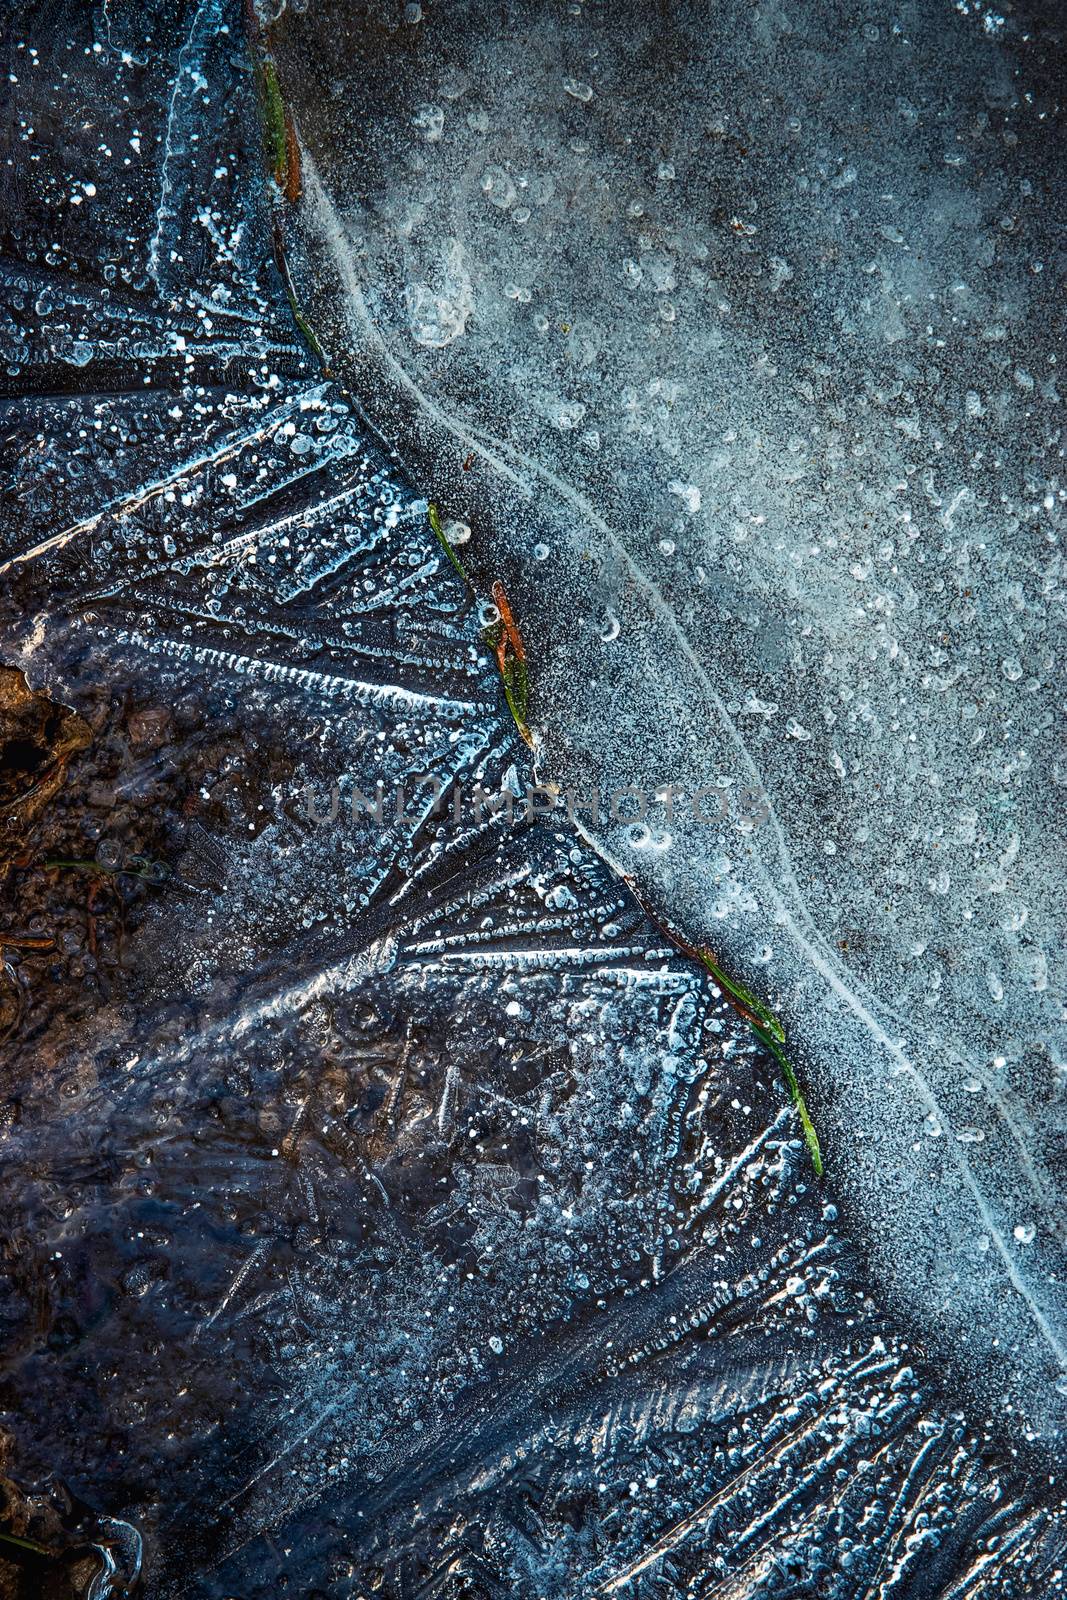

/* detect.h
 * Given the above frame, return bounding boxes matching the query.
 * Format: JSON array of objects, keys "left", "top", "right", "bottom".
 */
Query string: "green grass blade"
[
  {"left": 501, "top": 670, "right": 531, "bottom": 744},
  {"left": 752, "top": 1023, "right": 823, "bottom": 1177},
  {"left": 503, "top": 654, "right": 529, "bottom": 723},
  {"left": 696, "top": 951, "right": 786, "bottom": 1042},
  {"left": 0, "top": 1530, "right": 56, "bottom": 1558},
  {"left": 428, "top": 503, "right": 472, "bottom": 589},
  {"left": 260, "top": 60, "right": 288, "bottom": 177}
]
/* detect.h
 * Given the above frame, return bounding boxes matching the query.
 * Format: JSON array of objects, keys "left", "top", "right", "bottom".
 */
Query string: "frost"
[
  {"left": 271, "top": 0, "right": 1066, "bottom": 1467},
  {"left": 402, "top": 240, "right": 474, "bottom": 347},
  {"left": 0, "top": 0, "right": 1063, "bottom": 1595},
  {"left": 667, "top": 479, "right": 702, "bottom": 515}
]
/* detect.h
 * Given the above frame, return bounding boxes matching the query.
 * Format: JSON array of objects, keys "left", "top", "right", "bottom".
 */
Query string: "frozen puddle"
[
  {"left": 0, "top": 2, "right": 1063, "bottom": 1595},
  {"left": 273, "top": 0, "right": 1066, "bottom": 1433}
]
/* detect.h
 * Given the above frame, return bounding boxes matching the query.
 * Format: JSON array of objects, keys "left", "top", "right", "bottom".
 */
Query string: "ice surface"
[
  {"left": 272, "top": 0, "right": 1067, "bottom": 1435},
  {"left": 0, "top": 1, "right": 1064, "bottom": 1596}
]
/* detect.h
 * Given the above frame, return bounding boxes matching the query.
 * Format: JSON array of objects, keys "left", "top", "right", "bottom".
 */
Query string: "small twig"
[
  {"left": 484, "top": 579, "right": 533, "bottom": 747},
  {"left": 0, "top": 962, "right": 25, "bottom": 1048},
  {"left": 0, "top": 758, "right": 67, "bottom": 817}
]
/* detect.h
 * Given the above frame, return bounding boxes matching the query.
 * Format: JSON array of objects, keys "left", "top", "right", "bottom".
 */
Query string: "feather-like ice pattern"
[
  {"left": 0, "top": 3, "right": 1063, "bottom": 1598},
  {"left": 270, "top": 0, "right": 1067, "bottom": 1435}
]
